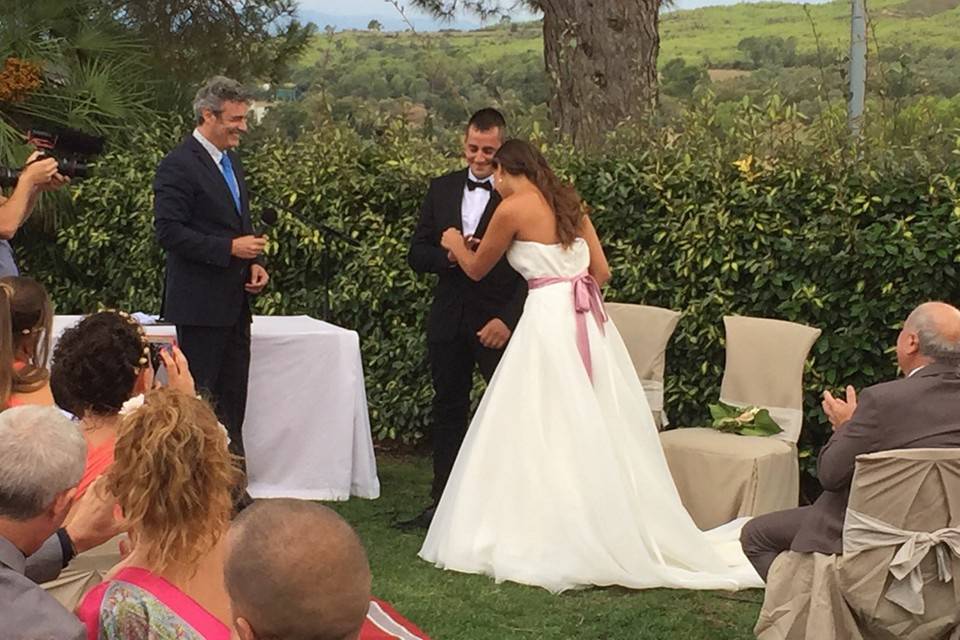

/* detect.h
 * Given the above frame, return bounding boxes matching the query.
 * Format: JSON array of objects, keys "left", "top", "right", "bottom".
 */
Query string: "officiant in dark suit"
[
  {"left": 154, "top": 76, "right": 269, "bottom": 470},
  {"left": 741, "top": 301, "right": 960, "bottom": 580},
  {"left": 400, "top": 109, "right": 527, "bottom": 529}
]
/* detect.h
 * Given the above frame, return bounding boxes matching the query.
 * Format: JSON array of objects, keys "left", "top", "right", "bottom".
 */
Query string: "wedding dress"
[{"left": 419, "top": 239, "right": 762, "bottom": 592}]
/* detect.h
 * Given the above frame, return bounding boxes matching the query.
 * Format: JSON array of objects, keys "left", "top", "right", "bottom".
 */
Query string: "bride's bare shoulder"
[
  {"left": 498, "top": 191, "right": 547, "bottom": 215},
  {"left": 494, "top": 193, "right": 526, "bottom": 217}
]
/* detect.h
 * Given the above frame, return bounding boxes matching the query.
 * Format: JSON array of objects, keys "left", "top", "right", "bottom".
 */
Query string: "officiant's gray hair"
[
  {"left": 193, "top": 76, "right": 254, "bottom": 124},
  {"left": 907, "top": 301, "right": 960, "bottom": 366}
]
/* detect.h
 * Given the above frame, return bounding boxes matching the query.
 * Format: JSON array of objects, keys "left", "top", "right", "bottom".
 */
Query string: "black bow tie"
[{"left": 467, "top": 178, "right": 492, "bottom": 192}]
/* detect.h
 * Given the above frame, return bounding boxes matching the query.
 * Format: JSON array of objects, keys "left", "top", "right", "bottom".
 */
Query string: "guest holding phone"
[{"left": 50, "top": 311, "right": 195, "bottom": 504}]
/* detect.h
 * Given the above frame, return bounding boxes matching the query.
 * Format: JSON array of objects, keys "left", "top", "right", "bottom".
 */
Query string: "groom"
[{"left": 400, "top": 108, "right": 527, "bottom": 530}]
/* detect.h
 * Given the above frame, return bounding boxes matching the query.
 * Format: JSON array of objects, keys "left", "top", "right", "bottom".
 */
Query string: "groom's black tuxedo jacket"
[
  {"left": 154, "top": 135, "right": 258, "bottom": 327},
  {"left": 408, "top": 168, "right": 527, "bottom": 342}
]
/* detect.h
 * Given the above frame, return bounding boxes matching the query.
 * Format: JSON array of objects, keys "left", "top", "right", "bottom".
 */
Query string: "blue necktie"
[{"left": 219, "top": 153, "right": 242, "bottom": 214}]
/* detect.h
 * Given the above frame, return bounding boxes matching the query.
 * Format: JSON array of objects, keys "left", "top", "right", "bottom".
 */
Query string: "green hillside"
[
  {"left": 661, "top": 0, "right": 960, "bottom": 65},
  {"left": 300, "top": 0, "right": 960, "bottom": 70},
  {"left": 274, "top": 0, "right": 959, "bottom": 134}
]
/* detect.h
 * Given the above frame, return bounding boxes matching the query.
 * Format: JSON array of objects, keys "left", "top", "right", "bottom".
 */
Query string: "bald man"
[
  {"left": 741, "top": 301, "right": 960, "bottom": 580},
  {"left": 225, "top": 499, "right": 371, "bottom": 640}
]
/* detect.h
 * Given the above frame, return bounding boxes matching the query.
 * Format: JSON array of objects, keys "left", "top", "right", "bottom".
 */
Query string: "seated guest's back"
[
  {"left": 76, "top": 388, "right": 240, "bottom": 639},
  {"left": 51, "top": 311, "right": 154, "bottom": 501},
  {"left": 0, "top": 405, "right": 87, "bottom": 639},
  {"left": 225, "top": 499, "right": 373, "bottom": 640},
  {"left": 741, "top": 301, "right": 960, "bottom": 580},
  {"left": 0, "top": 276, "right": 55, "bottom": 409}
]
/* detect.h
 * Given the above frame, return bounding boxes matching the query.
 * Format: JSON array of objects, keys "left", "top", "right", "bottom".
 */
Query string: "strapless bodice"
[{"left": 506, "top": 238, "right": 590, "bottom": 280}]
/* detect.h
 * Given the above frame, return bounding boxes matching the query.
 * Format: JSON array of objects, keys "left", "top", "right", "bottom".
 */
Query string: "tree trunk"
[{"left": 541, "top": 0, "right": 661, "bottom": 148}]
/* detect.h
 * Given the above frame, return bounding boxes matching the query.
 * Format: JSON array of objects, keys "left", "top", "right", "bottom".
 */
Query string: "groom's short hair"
[{"left": 466, "top": 108, "right": 506, "bottom": 137}]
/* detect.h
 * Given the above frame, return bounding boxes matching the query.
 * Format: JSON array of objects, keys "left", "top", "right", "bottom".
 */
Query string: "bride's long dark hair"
[{"left": 492, "top": 139, "right": 587, "bottom": 248}]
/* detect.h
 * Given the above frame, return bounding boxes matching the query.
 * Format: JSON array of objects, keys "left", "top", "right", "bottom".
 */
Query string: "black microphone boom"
[
  {"left": 257, "top": 196, "right": 359, "bottom": 247},
  {"left": 256, "top": 195, "right": 360, "bottom": 320}
]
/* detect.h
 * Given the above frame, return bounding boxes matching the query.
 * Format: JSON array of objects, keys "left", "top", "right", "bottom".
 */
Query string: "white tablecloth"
[{"left": 51, "top": 315, "right": 380, "bottom": 501}]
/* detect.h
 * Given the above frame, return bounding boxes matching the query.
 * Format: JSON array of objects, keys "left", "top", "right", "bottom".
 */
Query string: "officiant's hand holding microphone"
[{"left": 232, "top": 207, "right": 276, "bottom": 294}]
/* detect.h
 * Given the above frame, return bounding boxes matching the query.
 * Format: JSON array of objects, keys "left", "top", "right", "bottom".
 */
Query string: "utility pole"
[{"left": 848, "top": 0, "right": 868, "bottom": 136}]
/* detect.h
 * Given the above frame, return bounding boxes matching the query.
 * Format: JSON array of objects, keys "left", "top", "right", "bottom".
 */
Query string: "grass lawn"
[{"left": 329, "top": 455, "right": 763, "bottom": 640}]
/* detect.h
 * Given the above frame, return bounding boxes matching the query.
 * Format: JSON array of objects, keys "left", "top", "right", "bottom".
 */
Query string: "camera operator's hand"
[
  {"left": 21, "top": 152, "right": 61, "bottom": 189},
  {"left": 0, "top": 153, "right": 67, "bottom": 238},
  {"left": 231, "top": 235, "right": 267, "bottom": 260},
  {"left": 36, "top": 172, "right": 69, "bottom": 192}
]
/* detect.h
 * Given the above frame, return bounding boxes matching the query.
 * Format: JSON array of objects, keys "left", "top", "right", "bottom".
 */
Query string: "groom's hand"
[{"left": 477, "top": 318, "right": 510, "bottom": 349}]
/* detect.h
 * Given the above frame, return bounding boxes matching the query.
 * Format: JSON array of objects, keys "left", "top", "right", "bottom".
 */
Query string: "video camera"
[{"left": 0, "top": 126, "right": 105, "bottom": 188}]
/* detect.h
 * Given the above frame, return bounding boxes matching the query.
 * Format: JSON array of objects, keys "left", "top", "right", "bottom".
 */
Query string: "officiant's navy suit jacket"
[{"left": 154, "top": 135, "right": 258, "bottom": 327}]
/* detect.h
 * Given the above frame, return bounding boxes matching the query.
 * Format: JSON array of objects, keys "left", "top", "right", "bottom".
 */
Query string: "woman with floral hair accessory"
[
  {"left": 51, "top": 310, "right": 196, "bottom": 503},
  {"left": 0, "top": 275, "right": 55, "bottom": 409}
]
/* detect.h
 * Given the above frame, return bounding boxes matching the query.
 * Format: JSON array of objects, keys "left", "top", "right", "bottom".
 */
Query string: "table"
[{"left": 51, "top": 315, "right": 381, "bottom": 501}]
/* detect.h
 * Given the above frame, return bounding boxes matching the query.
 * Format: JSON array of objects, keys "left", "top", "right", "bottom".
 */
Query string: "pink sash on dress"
[{"left": 526, "top": 270, "right": 607, "bottom": 382}]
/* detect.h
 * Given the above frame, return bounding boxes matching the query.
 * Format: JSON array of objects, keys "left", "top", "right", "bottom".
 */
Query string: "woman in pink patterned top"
[{"left": 76, "top": 388, "right": 241, "bottom": 639}]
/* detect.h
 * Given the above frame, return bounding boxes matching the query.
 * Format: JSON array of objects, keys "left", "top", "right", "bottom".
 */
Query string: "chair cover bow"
[{"left": 844, "top": 508, "right": 960, "bottom": 615}]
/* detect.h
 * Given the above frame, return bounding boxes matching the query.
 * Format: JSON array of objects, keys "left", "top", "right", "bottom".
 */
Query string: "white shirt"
[
  {"left": 193, "top": 129, "right": 241, "bottom": 213},
  {"left": 907, "top": 365, "right": 927, "bottom": 378},
  {"left": 460, "top": 169, "right": 493, "bottom": 237},
  {"left": 193, "top": 129, "right": 225, "bottom": 173}
]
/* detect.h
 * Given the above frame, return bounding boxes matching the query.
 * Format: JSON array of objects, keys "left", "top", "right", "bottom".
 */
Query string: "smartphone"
[{"left": 146, "top": 334, "right": 177, "bottom": 385}]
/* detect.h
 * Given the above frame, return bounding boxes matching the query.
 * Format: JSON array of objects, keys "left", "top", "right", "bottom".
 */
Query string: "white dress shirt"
[
  {"left": 460, "top": 169, "right": 493, "bottom": 237},
  {"left": 192, "top": 129, "right": 226, "bottom": 175},
  {"left": 907, "top": 365, "right": 927, "bottom": 378}
]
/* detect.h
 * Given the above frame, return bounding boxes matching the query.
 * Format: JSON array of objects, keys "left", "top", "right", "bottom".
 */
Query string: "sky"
[{"left": 302, "top": 0, "right": 538, "bottom": 22}]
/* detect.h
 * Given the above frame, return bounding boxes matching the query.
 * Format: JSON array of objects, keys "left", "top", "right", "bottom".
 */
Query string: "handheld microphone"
[{"left": 257, "top": 207, "right": 278, "bottom": 237}]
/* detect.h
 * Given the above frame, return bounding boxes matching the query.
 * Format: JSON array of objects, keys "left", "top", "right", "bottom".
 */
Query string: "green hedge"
[{"left": 16, "top": 102, "right": 960, "bottom": 471}]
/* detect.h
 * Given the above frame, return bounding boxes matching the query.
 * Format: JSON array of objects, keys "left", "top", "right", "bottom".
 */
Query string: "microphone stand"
[{"left": 259, "top": 196, "right": 359, "bottom": 321}]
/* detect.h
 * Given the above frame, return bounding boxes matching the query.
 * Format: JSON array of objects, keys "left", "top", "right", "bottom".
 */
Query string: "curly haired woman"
[
  {"left": 51, "top": 310, "right": 195, "bottom": 501},
  {"left": 76, "top": 388, "right": 241, "bottom": 639}
]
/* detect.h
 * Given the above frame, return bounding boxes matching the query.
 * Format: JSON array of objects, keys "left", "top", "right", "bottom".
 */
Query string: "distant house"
[
  {"left": 249, "top": 100, "right": 272, "bottom": 123},
  {"left": 275, "top": 84, "right": 302, "bottom": 101}
]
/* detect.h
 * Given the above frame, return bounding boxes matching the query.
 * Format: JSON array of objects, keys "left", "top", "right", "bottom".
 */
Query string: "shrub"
[{"left": 15, "top": 100, "right": 960, "bottom": 476}]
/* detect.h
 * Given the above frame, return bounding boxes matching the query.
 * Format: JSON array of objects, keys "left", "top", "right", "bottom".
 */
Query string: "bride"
[{"left": 418, "top": 139, "right": 761, "bottom": 593}]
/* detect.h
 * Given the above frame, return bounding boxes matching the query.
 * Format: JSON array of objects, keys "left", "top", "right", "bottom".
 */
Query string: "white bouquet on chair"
[{"left": 708, "top": 401, "right": 783, "bottom": 437}]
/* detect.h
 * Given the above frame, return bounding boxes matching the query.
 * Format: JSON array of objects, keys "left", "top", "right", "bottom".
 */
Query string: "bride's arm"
[
  {"left": 441, "top": 205, "right": 519, "bottom": 281},
  {"left": 580, "top": 215, "right": 611, "bottom": 287}
]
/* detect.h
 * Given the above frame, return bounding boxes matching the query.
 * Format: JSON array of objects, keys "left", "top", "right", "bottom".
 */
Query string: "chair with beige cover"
[
  {"left": 605, "top": 302, "right": 682, "bottom": 429},
  {"left": 659, "top": 315, "right": 821, "bottom": 530},
  {"left": 755, "top": 448, "right": 960, "bottom": 640},
  {"left": 42, "top": 535, "right": 123, "bottom": 610}
]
